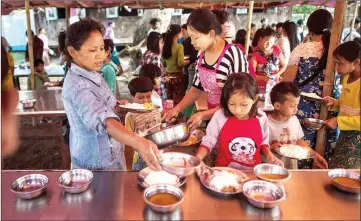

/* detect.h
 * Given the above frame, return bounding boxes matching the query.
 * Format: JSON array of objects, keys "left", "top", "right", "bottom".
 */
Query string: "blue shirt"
[
  {"left": 62, "top": 63, "right": 123, "bottom": 170},
  {"left": 110, "top": 51, "right": 121, "bottom": 65}
]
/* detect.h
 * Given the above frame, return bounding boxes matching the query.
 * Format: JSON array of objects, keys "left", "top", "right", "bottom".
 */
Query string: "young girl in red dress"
[
  {"left": 196, "top": 73, "right": 283, "bottom": 170},
  {"left": 250, "top": 28, "right": 286, "bottom": 90}
]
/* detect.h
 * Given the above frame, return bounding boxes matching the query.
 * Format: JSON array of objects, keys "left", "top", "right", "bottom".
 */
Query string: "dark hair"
[
  {"left": 333, "top": 41, "right": 361, "bottom": 62},
  {"left": 161, "top": 33, "right": 167, "bottom": 41},
  {"left": 251, "top": 23, "right": 256, "bottom": 28},
  {"left": 271, "top": 23, "right": 276, "bottom": 28},
  {"left": 186, "top": 8, "right": 222, "bottom": 35},
  {"left": 353, "top": 37, "right": 361, "bottom": 45},
  {"left": 58, "top": 30, "right": 66, "bottom": 53},
  {"left": 139, "top": 64, "right": 162, "bottom": 85},
  {"left": 297, "top": 19, "right": 304, "bottom": 26},
  {"left": 270, "top": 81, "right": 300, "bottom": 105},
  {"left": 181, "top": 24, "right": 187, "bottom": 30},
  {"left": 65, "top": 19, "right": 104, "bottom": 65},
  {"left": 252, "top": 28, "right": 265, "bottom": 47},
  {"left": 25, "top": 30, "right": 34, "bottom": 36},
  {"left": 354, "top": 17, "right": 360, "bottom": 25},
  {"left": 235, "top": 29, "right": 247, "bottom": 46},
  {"left": 162, "top": 24, "right": 181, "bottom": 59},
  {"left": 150, "top": 18, "right": 161, "bottom": 26},
  {"left": 128, "top": 77, "right": 154, "bottom": 96},
  {"left": 283, "top": 21, "right": 299, "bottom": 51},
  {"left": 261, "top": 27, "right": 277, "bottom": 38},
  {"left": 108, "top": 21, "right": 114, "bottom": 26},
  {"left": 34, "top": 59, "right": 44, "bottom": 67},
  {"left": 276, "top": 22, "right": 284, "bottom": 29},
  {"left": 220, "top": 73, "right": 259, "bottom": 118},
  {"left": 104, "top": 39, "right": 115, "bottom": 52},
  {"left": 261, "top": 18, "right": 266, "bottom": 23},
  {"left": 147, "top": 32, "right": 162, "bottom": 54},
  {"left": 212, "top": 10, "right": 229, "bottom": 25},
  {"left": 38, "top": 27, "right": 45, "bottom": 33},
  {"left": 307, "top": 9, "right": 333, "bottom": 71}
]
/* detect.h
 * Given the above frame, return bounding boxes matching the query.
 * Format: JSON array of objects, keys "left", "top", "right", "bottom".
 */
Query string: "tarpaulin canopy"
[{"left": 1, "top": 0, "right": 342, "bottom": 15}]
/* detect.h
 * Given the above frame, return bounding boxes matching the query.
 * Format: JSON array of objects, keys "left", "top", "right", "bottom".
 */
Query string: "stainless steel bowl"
[
  {"left": 302, "top": 118, "right": 325, "bottom": 130},
  {"left": 328, "top": 169, "right": 360, "bottom": 194},
  {"left": 273, "top": 145, "right": 316, "bottom": 169},
  {"left": 10, "top": 174, "right": 48, "bottom": 199},
  {"left": 242, "top": 180, "right": 285, "bottom": 209},
  {"left": 145, "top": 123, "right": 190, "bottom": 149},
  {"left": 143, "top": 184, "right": 184, "bottom": 213},
  {"left": 58, "top": 169, "right": 93, "bottom": 194},
  {"left": 254, "top": 163, "right": 291, "bottom": 183},
  {"left": 20, "top": 99, "right": 36, "bottom": 109},
  {"left": 160, "top": 152, "right": 201, "bottom": 176}
]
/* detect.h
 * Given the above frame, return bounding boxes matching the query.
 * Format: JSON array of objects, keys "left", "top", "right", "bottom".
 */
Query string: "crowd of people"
[{"left": 1, "top": 8, "right": 360, "bottom": 172}]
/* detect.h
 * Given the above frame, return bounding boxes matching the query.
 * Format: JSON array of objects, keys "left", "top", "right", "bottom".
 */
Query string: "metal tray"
[{"left": 137, "top": 167, "right": 187, "bottom": 188}]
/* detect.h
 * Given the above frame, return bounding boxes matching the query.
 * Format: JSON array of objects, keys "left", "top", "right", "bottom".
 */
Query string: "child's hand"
[
  {"left": 268, "top": 154, "right": 284, "bottom": 167},
  {"left": 44, "top": 82, "right": 54, "bottom": 87},
  {"left": 322, "top": 96, "right": 335, "bottom": 106},
  {"left": 270, "top": 142, "right": 282, "bottom": 151},
  {"left": 324, "top": 117, "right": 338, "bottom": 130},
  {"left": 313, "top": 152, "right": 328, "bottom": 169},
  {"left": 118, "top": 100, "right": 129, "bottom": 105}
]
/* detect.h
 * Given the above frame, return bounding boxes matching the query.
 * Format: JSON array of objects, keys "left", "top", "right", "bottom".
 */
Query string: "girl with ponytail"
[
  {"left": 162, "top": 24, "right": 189, "bottom": 105},
  {"left": 283, "top": 9, "right": 339, "bottom": 165}
]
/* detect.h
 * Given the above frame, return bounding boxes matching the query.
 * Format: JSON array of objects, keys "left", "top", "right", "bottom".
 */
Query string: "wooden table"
[{"left": 2, "top": 170, "right": 360, "bottom": 220}]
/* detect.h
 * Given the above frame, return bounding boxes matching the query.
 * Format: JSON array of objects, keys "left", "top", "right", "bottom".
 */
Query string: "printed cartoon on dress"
[{"left": 227, "top": 137, "right": 257, "bottom": 169}]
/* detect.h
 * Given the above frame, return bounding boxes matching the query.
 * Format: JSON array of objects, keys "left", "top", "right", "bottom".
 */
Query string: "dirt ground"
[{"left": 2, "top": 117, "right": 135, "bottom": 170}]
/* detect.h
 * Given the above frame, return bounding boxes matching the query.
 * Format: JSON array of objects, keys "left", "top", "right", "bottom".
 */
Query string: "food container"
[
  {"left": 328, "top": 169, "right": 360, "bottom": 194},
  {"left": 20, "top": 99, "right": 36, "bottom": 109},
  {"left": 254, "top": 163, "right": 291, "bottom": 183},
  {"left": 273, "top": 145, "right": 316, "bottom": 169},
  {"left": 242, "top": 180, "right": 285, "bottom": 209},
  {"left": 302, "top": 118, "right": 325, "bottom": 130},
  {"left": 160, "top": 152, "right": 201, "bottom": 176},
  {"left": 144, "top": 123, "right": 190, "bottom": 149},
  {"left": 57, "top": 169, "right": 93, "bottom": 194},
  {"left": 10, "top": 174, "right": 48, "bottom": 199},
  {"left": 143, "top": 184, "right": 184, "bottom": 213},
  {"left": 137, "top": 167, "right": 187, "bottom": 188}
]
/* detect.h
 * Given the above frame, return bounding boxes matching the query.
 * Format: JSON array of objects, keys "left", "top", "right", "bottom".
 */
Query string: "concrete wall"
[{"left": 34, "top": 7, "right": 292, "bottom": 47}]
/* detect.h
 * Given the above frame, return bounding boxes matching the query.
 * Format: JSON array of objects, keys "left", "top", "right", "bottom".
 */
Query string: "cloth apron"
[
  {"left": 198, "top": 44, "right": 233, "bottom": 109},
  {"left": 217, "top": 116, "right": 263, "bottom": 169}
]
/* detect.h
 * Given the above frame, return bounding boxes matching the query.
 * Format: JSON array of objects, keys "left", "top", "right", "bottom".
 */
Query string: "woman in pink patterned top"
[{"left": 250, "top": 28, "right": 286, "bottom": 89}]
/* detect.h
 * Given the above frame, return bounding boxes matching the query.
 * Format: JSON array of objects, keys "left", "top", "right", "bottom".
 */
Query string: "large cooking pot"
[{"left": 144, "top": 123, "right": 190, "bottom": 149}]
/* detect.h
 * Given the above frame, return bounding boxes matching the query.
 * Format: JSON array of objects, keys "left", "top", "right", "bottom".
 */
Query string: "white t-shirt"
[
  {"left": 341, "top": 27, "right": 361, "bottom": 43},
  {"left": 267, "top": 115, "right": 304, "bottom": 145}
]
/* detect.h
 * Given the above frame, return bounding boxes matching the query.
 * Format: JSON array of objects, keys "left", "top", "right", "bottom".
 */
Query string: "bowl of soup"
[
  {"left": 143, "top": 184, "right": 184, "bottom": 213},
  {"left": 254, "top": 163, "right": 291, "bottom": 183},
  {"left": 328, "top": 169, "right": 360, "bottom": 193},
  {"left": 242, "top": 180, "right": 285, "bottom": 209}
]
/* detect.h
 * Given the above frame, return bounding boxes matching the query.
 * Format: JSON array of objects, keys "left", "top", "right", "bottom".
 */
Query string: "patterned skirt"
[{"left": 328, "top": 130, "right": 361, "bottom": 169}]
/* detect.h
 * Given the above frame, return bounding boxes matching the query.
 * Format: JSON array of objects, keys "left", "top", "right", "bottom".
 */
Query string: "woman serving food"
[{"left": 163, "top": 8, "right": 249, "bottom": 129}]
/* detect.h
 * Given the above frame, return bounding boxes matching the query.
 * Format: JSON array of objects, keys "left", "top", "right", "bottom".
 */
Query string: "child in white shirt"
[{"left": 268, "top": 81, "right": 328, "bottom": 169}]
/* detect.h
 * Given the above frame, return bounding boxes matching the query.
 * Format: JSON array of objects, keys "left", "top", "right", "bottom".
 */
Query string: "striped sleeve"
[{"left": 192, "top": 52, "right": 204, "bottom": 90}]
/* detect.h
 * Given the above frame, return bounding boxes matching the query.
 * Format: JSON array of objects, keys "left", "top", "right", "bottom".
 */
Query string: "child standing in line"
[
  {"left": 139, "top": 64, "right": 164, "bottom": 112},
  {"left": 125, "top": 77, "right": 162, "bottom": 170},
  {"left": 268, "top": 81, "right": 328, "bottom": 169},
  {"left": 101, "top": 39, "right": 118, "bottom": 95},
  {"left": 324, "top": 41, "right": 361, "bottom": 169},
  {"left": 27, "top": 59, "right": 50, "bottom": 90},
  {"left": 196, "top": 73, "right": 283, "bottom": 169}
]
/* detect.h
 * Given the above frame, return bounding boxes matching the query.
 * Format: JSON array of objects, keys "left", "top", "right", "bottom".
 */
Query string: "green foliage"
[{"left": 292, "top": 5, "right": 318, "bottom": 14}]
